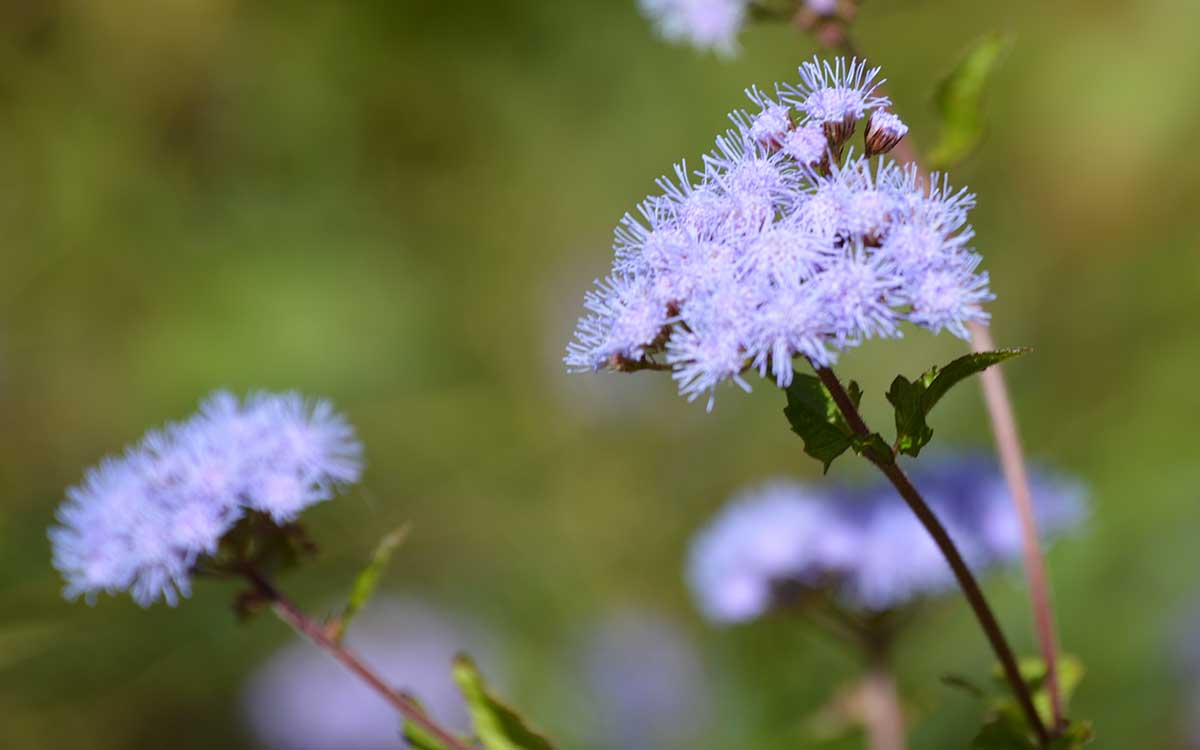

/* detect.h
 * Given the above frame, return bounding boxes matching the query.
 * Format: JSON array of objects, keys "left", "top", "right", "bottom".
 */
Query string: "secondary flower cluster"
[
  {"left": 687, "top": 455, "right": 1086, "bottom": 623},
  {"left": 638, "top": 0, "right": 749, "bottom": 56},
  {"left": 49, "top": 391, "right": 362, "bottom": 607},
  {"left": 565, "top": 58, "right": 989, "bottom": 409},
  {"left": 638, "top": 0, "right": 842, "bottom": 55}
]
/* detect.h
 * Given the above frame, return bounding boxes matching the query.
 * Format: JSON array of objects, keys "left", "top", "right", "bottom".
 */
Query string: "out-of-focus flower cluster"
[
  {"left": 49, "top": 391, "right": 362, "bottom": 607},
  {"left": 578, "top": 609, "right": 710, "bottom": 749},
  {"left": 638, "top": 0, "right": 749, "bottom": 56},
  {"left": 687, "top": 455, "right": 1086, "bottom": 623},
  {"left": 566, "top": 58, "right": 989, "bottom": 409}
]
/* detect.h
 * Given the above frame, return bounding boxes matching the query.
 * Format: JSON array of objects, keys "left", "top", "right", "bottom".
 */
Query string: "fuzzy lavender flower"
[
  {"left": 244, "top": 597, "right": 494, "bottom": 750},
  {"left": 638, "top": 0, "right": 748, "bottom": 56},
  {"left": 49, "top": 391, "right": 362, "bottom": 607},
  {"left": 565, "top": 59, "right": 993, "bottom": 409},
  {"left": 782, "top": 57, "right": 891, "bottom": 144},
  {"left": 687, "top": 455, "right": 1085, "bottom": 622},
  {"left": 578, "top": 609, "right": 710, "bottom": 749}
]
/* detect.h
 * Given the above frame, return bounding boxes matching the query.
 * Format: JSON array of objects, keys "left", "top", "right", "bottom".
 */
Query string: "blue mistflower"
[
  {"left": 565, "top": 58, "right": 992, "bottom": 409},
  {"left": 686, "top": 455, "right": 1086, "bottom": 623},
  {"left": 638, "top": 0, "right": 748, "bottom": 56},
  {"left": 49, "top": 391, "right": 362, "bottom": 607}
]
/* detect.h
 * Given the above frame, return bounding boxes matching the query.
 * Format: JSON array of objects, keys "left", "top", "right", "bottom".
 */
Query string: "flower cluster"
[
  {"left": 565, "top": 58, "right": 990, "bottom": 409},
  {"left": 687, "top": 455, "right": 1086, "bottom": 623},
  {"left": 638, "top": 0, "right": 749, "bottom": 56},
  {"left": 49, "top": 391, "right": 362, "bottom": 607}
]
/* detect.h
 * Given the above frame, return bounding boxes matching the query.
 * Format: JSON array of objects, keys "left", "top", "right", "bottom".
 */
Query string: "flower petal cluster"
[
  {"left": 49, "top": 391, "right": 362, "bottom": 606},
  {"left": 638, "top": 0, "right": 748, "bottom": 56},
  {"left": 566, "top": 58, "right": 990, "bottom": 409},
  {"left": 686, "top": 455, "right": 1086, "bottom": 623}
]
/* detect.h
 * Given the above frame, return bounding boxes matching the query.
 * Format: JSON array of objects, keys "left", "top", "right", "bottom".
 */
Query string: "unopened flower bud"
[
  {"left": 822, "top": 112, "right": 857, "bottom": 147},
  {"left": 864, "top": 110, "right": 908, "bottom": 157}
]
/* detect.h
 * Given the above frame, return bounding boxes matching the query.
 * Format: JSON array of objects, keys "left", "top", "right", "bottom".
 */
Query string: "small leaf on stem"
[
  {"left": 401, "top": 694, "right": 451, "bottom": 750},
  {"left": 783, "top": 374, "right": 855, "bottom": 472},
  {"left": 928, "top": 33, "right": 1014, "bottom": 170},
  {"left": 328, "top": 525, "right": 410, "bottom": 643},
  {"left": 454, "top": 654, "right": 555, "bottom": 750},
  {"left": 887, "top": 349, "right": 1028, "bottom": 457}
]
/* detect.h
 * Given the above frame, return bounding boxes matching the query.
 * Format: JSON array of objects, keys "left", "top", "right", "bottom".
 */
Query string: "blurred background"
[{"left": 2, "top": 0, "right": 1199, "bottom": 747}]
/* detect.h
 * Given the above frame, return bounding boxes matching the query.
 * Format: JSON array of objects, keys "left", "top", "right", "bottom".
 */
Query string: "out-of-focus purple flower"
[
  {"left": 638, "top": 0, "right": 748, "bottom": 56},
  {"left": 243, "top": 597, "right": 498, "bottom": 750},
  {"left": 565, "top": 59, "right": 992, "bottom": 410},
  {"left": 686, "top": 455, "right": 1086, "bottom": 622},
  {"left": 49, "top": 391, "right": 362, "bottom": 607},
  {"left": 579, "top": 609, "right": 710, "bottom": 749},
  {"left": 687, "top": 482, "right": 859, "bottom": 622},
  {"left": 805, "top": 0, "right": 839, "bottom": 16}
]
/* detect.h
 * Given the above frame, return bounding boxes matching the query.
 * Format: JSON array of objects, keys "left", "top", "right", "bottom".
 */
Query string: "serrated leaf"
[
  {"left": 887, "top": 349, "right": 1028, "bottom": 457},
  {"left": 454, "top": 654, "right": 555, "bottom": 750},
  {"left": 783, "top": 375, "right": 854, "bottom": 473},
  {"left": 925, "top": 349, "right": 1028, "bottom": 409},
  {"left": 886, "top": 375, "right": 934, "bottom": 457},
  {"left": 929, "top": 33, "right": 1013, "bottom": 169},
  {"left": 328, "top": 525, "right": 410, "bottom": 643}
]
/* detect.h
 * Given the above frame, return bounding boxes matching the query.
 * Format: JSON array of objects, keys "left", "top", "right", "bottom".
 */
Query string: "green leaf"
[
  {"left": 928, "top": 33, "right": 1014, "bottom": 170},
  {"left": 454, "top": 654, "right": 555, "bottom": 750},
  {"left": 972, "top": 714, "right": 1037, "bottom": 750},
  {"left": 783, "top": 374, "right": 854, "bottom": 472},
  {"left": 924, "top": 349, "right": 1028, "bottom": 409},
  {"left": 887, "top": 349, "right": 1028, "bottom": 457},
  {"left": 997, "top": 654, "right": 1086, "bottom": 727},
  {"left": 329, "top": 525, "right": 410, "bottom": 643},
  {"left": 851, "top": 432, "right": 895, "bottom": 465},
  {"left": 402, "top": 695, "right": 449, "bottom": 750},
  {"left": 886, "top": 374, "right": 934, "bottom": 457},
  {"left": 1048, "top": 719, "right": 1094, "bottom": 749}
]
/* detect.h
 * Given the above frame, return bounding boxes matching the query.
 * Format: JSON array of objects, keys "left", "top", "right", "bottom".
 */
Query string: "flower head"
[
  {"left": 686, "top": 455, "right": 1085, "bottom": 622},
  {"left": 638, "top": 0, "right": 748, "bottom": 56},
  {"left": 565, "top": 59, "right": 991, "bottom": 409},
  {"left": 49, "top": 391, "right": 362, "bottom": 606},
  {"left": 782, "top": 57, "right": 891, "bottom": 143}
]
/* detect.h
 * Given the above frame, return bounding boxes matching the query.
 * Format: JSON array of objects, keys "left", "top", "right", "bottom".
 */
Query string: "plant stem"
[
  {"left": 811, "top": 365, "right": 1049, "bottom": 747},
  {"left": 817, "top": 24, "right": 1067, "bottom": 730},
  {"left": 860, "top": 666, "right": 906, "bottom": 750},
  {"left": 240, "top": 567, "right": 470, "bottom": 750},
  {"left": 968, "top": 321, "right": 1064, "bottom": 729}
]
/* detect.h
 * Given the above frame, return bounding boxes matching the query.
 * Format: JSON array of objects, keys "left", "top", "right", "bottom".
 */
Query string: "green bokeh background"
[{"left": 3, "top": 1, "right": 1198, "bottom": 747}]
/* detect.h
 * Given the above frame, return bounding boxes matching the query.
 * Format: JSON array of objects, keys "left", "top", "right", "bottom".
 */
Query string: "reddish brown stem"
[
  {"left": 242, "top": 567, "right": 469, "bottom": 750},
  {"left": 812, "top": 366, "right": 1049, "bottom": 747},
  {"left": 818, "top": 25, "right": 1066, "bottom": 731},
  {"left": 968, "top": 322, "right": 1064, "bottom": 728}
]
